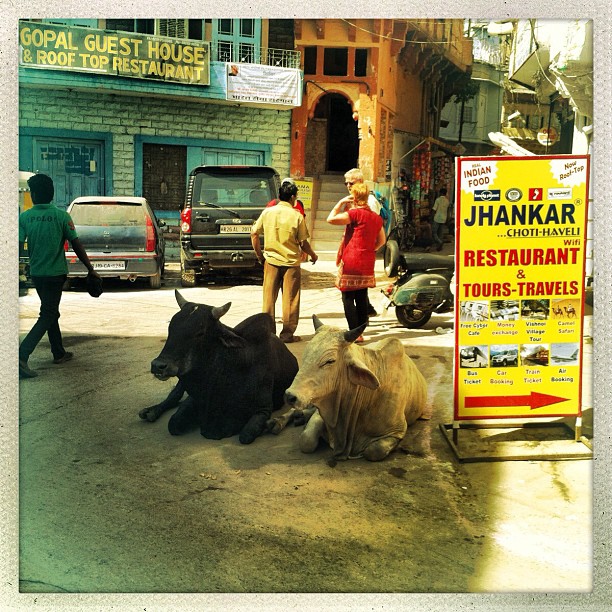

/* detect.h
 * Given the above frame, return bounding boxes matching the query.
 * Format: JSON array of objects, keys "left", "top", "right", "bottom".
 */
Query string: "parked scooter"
[{"left": 381, "top": 239, "right": 455, "bottom": 328}]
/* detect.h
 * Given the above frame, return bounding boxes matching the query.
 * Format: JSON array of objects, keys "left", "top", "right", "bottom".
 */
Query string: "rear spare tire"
[
  {"left": 180, "top": 250, "right": 197, "bottom": 287},
  {"left": 180, "top": 269, "right": 196, "bottom": 288}
]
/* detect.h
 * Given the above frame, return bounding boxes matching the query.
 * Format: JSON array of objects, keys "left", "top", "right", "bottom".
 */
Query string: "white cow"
[{"left": 276, "top": 316, "right": 428, "bottom": 461}]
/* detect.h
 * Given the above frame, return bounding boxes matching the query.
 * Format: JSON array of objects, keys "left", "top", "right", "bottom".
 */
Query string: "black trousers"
[
  {"left": 19, "top": 275, "right": 67, "bottom": 362},
  {"left": 341, "top": 288, "right": 369, "bottom": 331}
]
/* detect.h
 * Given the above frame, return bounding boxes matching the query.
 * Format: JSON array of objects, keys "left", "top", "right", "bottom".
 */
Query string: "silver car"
[
  {"left": 491, "top": 349, "right": 519, "bottom": 367},
  {"left": 65, "top": 196, "right": 166, "bottom": 288}
]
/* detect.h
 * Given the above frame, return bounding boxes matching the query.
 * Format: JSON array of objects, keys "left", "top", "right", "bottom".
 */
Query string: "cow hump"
[{"left": 233, "top": 312, "right": 275, "bottom": 343}]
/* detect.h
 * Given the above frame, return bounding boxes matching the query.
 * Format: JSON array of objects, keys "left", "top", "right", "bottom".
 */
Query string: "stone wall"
[{"left": 19, "top": 87, "right": 293, "bottom": 194}]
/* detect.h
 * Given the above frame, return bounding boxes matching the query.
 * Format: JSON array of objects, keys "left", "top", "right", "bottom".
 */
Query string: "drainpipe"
[
  {"left": 546, "top": 96, "right": 556, "bottom": 155},
  {"left": 458, "top": 97, "right": 465, "bottom": 144}
]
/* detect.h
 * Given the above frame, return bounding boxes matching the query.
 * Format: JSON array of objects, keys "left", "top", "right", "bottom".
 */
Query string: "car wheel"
[{"left": 149, "top": 271, "right": 162, "bottom": 289}]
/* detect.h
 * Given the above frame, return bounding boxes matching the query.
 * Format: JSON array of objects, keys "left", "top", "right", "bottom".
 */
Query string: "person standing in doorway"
[
  {"left": 18, "top": 173, "right": 100, "bottom": 378},
  {"left": 251, "top": 179, "right": 318, "bottom": 343},
  {"left": 337, "top": 168, "right": 382, "bottom": 316},
  {"left": 432, "top": 187, "right": 450, "bottom": 251},
  {"left": 327, "top": 182, "right": 386, "bottom": 341}
]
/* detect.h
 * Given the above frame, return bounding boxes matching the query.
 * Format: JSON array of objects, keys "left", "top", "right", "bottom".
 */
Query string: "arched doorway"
[{"left": 305, "top": 93, "right": 359, "bottom": 175}]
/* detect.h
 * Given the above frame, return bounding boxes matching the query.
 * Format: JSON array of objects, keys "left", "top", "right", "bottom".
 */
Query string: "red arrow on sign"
[{"left": 465, "top": 392, "right": 568, "bottom": 411}]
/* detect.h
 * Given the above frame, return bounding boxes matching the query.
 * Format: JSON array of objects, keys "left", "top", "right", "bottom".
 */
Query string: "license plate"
[
  {"left": 92, "top": 261, "right": 126, "bottom": 271},
  {"left": 220, "top": 225, "right": 251, "bottom": 234}
]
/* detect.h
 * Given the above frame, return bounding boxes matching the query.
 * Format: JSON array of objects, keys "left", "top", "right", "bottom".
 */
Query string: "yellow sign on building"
[
  {"left": 294, "top": 178, "right": 313, "bottom": 211},
  {"left": 19, "top": 21, "right": 210, "bottom": 86},
  {"left": 454, "top": 155, "right": 590, "bottom": 420}
]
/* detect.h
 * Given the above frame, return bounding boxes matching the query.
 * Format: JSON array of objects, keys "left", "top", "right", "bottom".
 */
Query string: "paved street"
[{"left": 12, "top": 244, "right": 594, "bottom": 605}]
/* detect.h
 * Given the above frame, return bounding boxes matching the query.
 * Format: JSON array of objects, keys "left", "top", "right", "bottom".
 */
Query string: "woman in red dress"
[{"left": 327, "top": 182, "right": 386, "bottom": 340}]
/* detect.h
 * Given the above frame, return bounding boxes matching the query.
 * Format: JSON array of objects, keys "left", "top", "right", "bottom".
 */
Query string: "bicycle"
[{"left": 387, "top": 210, "right": 416, "bottom": 251}]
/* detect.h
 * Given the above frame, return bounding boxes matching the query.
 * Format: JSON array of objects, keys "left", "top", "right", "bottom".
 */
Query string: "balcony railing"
[{"left": 209, "top": 41, "right": 301, "bottom": 69}]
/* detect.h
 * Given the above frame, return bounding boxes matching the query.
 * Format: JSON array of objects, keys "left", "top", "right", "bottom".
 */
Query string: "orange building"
[
  {"left": 291, "top": 19, "right": 471, "bottom": 182},
  {"left": 289, "top": 19, "right": 472, "bottom": 249}
]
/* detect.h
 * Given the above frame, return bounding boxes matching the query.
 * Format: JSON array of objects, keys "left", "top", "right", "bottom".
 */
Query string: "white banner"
[{"left": 226, "top": 63, "right": 301, "bottom": 106}]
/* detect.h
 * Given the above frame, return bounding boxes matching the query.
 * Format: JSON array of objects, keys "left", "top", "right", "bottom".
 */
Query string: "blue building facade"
[{"left": 19, "top": 18, "right": 301, "bottom": 214}]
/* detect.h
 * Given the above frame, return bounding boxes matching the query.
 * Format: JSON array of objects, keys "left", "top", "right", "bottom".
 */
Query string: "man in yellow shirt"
[{"left": 251, "top": 179, "right": 317, "bottom": 343}]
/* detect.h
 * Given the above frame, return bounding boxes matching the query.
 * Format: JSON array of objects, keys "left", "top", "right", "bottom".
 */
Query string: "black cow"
[{"left": 139, "top": 291, "right": 299, "bottom": 444}]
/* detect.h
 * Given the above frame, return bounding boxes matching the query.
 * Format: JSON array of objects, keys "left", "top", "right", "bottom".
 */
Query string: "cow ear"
[
  {"left": 313, "top": 314, "right": 325, "bottom": 331},
  {"left": 344, "top": 323, "right": 367, "bottom": 343},
  {"left": 346, "top": 354, "right": 380, "bottom": 389},
  {"left": 212, "top": 302, "right": 231, "bottom": 320},
  {"left": 219, "top": 331, "right": 247, "bottom": 349},
  {"left": 175, "top": 290, "right": 188, "bottom": 309}
]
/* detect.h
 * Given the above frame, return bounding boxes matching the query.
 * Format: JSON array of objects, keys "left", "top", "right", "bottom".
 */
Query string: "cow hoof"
[
  {"left": 239, "top": 431, "right": 256, "bottom": 445},
  {"left": 363, "top": 437, "right": 399, "bottom": 461},
  {"left": 138, "top": 407, "right": 158, "bottom": 422},
  {"left": 168, "top": 417, "right": 192, "bottom": 436},
  {"left": 266, "top": 419, "right": 283, "bottom": 435}
]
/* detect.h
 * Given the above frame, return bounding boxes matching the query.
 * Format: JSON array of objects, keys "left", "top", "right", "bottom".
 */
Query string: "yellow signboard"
[
  {"left": 19, "top": 21, "right": 210, "bottom": 86},
  {"left": 454, "top": 155, "right": 590, "bottom": 420},
  {"left": 294, "top": 178, "right": 314, "bottom": 211}
]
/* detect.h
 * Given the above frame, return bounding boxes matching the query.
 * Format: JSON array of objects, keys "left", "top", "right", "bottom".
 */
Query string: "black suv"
[{"left": 179, "top": 165, "right": 280, "bottom": 286}]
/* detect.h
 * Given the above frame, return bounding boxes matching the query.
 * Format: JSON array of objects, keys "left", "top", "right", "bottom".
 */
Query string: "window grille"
[{"left": 158, "top": 19, "right": 187, "bottom": 38}]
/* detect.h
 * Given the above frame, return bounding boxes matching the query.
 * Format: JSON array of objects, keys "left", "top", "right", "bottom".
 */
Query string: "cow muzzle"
[
  {"left": 151, "top": 358, "right": 179, "bottom": 381},
  {"left": 284, "top": 389, "right": 310, "bottom": 409}
]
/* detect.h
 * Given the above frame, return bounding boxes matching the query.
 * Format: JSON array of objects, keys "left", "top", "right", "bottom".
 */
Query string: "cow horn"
[
  {"left": 344, "top": 323, "right": 367, "bottom": 343},
  {"left": 313, "top": 314, "right": 325, "bottom": 331},
  {"left": 175, "top": 290, "right": 188, "bottom": 309},
  {"left": 212, "top": 302, "right": 232, "bottom": 320}
]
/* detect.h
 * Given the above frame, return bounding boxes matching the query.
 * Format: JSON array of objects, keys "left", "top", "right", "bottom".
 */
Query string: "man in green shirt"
[{"left": 18, "top": 174, "right": 99, "bottom": 379}]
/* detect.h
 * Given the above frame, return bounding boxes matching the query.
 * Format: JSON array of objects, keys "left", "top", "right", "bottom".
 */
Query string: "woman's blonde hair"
[{"left": 350, "top": 182, "right": 369, "bottom": 206}]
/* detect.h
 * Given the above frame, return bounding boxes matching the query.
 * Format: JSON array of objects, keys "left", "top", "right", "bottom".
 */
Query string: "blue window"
[{"left": 212, "top": 19, "right": 261, "bottom": 64}]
